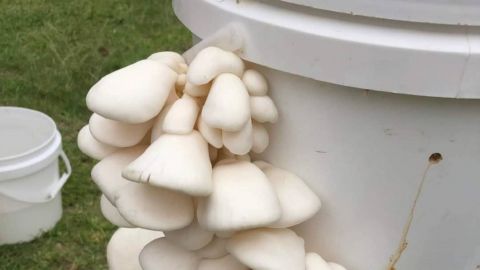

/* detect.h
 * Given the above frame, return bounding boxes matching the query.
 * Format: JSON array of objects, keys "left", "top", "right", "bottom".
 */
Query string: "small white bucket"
[{"left": 0, "top": 107, "right": 71, "bottom": 245}]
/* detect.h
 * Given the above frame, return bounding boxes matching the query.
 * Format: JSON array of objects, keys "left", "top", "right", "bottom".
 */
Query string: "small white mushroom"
[
  {"left": 252, "top": 121, "right": 269, "bottom": 153},
  {"left": 202, "top": 73, "right": 250, "bottom": 132},
  {"left": 139, "top": 238, "right": 199, "bottom": 270},
  {"left": 86, "top": 59, "right": 177, "bottom": 123},
  {"left": 176, "top": 73, "right": 187, "bottom": 91},
  {"left": 162, "top": 97, "right": 199, "bottom": 135},
  {"left": 89, "top": 114, "right": 153, "bottom": 148},
  {"left": 227, "top": 228, "right": 306, "bottom": 270},
  {"left": 197, "top": 160, "right": 281, "bottom": 231},
  {"left": 91, "top": 145, "right": 147, "bottom": 204},
  {"left": 242, "top": 69, "right": 268, "bottom": 96},
  {"left": 195, "top": 237, "right": 229, "bottom": 259},
  {"left": 77, "top": 125, "right": 119, "bottom": 160},
  {"left": 107, "top": 228, "right": 164, "bottom": 270},
  {"left": 329, "top": 262, "right": 347, "bottom": 270},
  {"left": 262, "top": 166, "right": 321, "bottom": 228},
  {"left": 305, "top": 252, "right": 331, "bottom": 270},
  {"left": 122, "top": 131, "right": 213, "bottom": 196},
  {"left": 164, "top": 219, "right": 214, "bottom": 251},
  {"left": 187, "top": 47, "right": 244, "bottom": 85},
  {"left": 198, "top": 255, "right": 249, "bottom": 270},
  {"left": 100, "top": 195, "right": 133, "bottom": 228},
  {"left": 148, "top": 51, "right": 187, "bottom": 74},
  {"left": 197, "top": 114, "right": 223, "bottom": 148},
  {"left": 184, "top": 81, "right": 211, "bottom": 97},
  {"left": 250, "top": 96, "right": 279, "bottom": 123},
  {"left": 115, "top": 183, "right": 194, "bottom": 231},
  {"left": 222, "top": 119, "right": 253, "bottom": 155}
]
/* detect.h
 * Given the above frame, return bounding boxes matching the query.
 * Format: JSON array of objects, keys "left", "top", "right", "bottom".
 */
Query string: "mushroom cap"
[
  {"left": 147, "top": 51, "right": 187, "bottom": 74},
  {"left": 202, "top": 73, "right": 250, "bottom": 132},
  {"left": 86, "top": 59, "right": 177, "bottom": 124},
  {"left": 197, "top": 114, "right": 223, "bottom": 149},
  {"left": 162, "top": 97, "right": 199, "bottom": 135},
  {"left": 250, "top": 96, "right": 279, "bottom": 123},
  {"left": 252, "top": 121, "right": 269, "bottom": 153},
  {"left": 227, "top": 228, "right": 306, "bottom": 270},
  {"left": 197, "top": 160, "right": 281, "bottom": 231},
  {"left": 222, "top": 119, "right": 253, "bottom": 155},
  {"left": 305, "top": 252, "right": 331, "bottom": 270},
  {"left": 77, "top": 125, "right": 119, "bottom": 160},
  {"left": 115, "top": 183, "right": 194, "bottom": 231},
  {"left": 100, "top": 195, "right": 134, "bottom": 228},
  {"left": 164, "top": 219, "right": 214, "bottom": 251},
  {"left": 89, "top": 114, "right": 153, "bottom": 148},
  {"left": 187, "top": 47, "right": 244, "bottom": 85},
  {"left": 139, "top": 238, "right": 200, "bottom": 270},
  {"left": 195, "top": 237, "right": 229, "bottom": 259},
  {"left": 122, "top": 131, "right": 213, "bottom": 196},
  {"left": 91, "top": 145, "right": 147, "bottom": 204},
  {"left": 184, "top": 81, "right": 211, "bottom": 97},
  {"left": 242, "top": 69, "right": 268, "bottom": 96},
  {"left": 262, "top": 166, "right": 321, "bottom": 228},
  {"left": 328, "top": 262, "right": 347, "bottom": 270},
  {"left": 198, "top": 255, "right": 249, "bottom": 270},
  {"left": 107, "top": 228, "right": 164, "bottom": 270}
]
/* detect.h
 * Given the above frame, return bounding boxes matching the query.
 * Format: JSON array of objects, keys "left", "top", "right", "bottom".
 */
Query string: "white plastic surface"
[
  {"left": 0, "top": 107, "right": 70, "bottom": 244},
  {"left": 281, "top": 0, "right": 480, "bottom": 26},
  {"left": 253, "top": 66, "right": 480, "bottom": 270},
  {"left": 174, "top": 0, "right": 480, "bottom": 98}
]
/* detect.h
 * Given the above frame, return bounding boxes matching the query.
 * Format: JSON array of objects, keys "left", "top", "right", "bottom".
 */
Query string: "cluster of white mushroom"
[{"left": 77, "top": 46, "right": 347, "bottom": 270}]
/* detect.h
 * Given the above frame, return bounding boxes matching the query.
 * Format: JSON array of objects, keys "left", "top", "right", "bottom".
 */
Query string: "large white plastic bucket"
[
  {"left": 174, "top": 1, "right": 480, "bottom": 269},
  {"left": 0, "top": 107, "right": 71, "bottom": 245}
]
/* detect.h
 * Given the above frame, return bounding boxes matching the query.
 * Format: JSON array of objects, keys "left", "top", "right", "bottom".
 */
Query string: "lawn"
[{"left": 0, "top": 1, "right": 191, "bottom": 269}]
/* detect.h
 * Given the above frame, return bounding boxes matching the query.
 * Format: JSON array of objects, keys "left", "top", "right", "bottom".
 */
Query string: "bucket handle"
[{"left": 45, "top": 150, "right": 72, "bottom": 201}]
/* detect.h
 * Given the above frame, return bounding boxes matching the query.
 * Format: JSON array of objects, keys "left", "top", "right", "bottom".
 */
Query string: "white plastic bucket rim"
[{"left": 0, "top": 107, "right": 71, "bottom": 203}]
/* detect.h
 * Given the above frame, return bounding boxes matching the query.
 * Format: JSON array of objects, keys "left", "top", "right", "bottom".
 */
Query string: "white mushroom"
[
  {"left": 150, "top": 103, "right": 173, "bottom": 142},
  {"left": 305, "top": 252, "right": 331, "bottom": 270},
  {"left": 262, "top": 166, "right": 321, "bottom": 228},
  {"left": 86, "top": 59, "right": 177, "bottom": 123},
  {"left": 91, "top": 145, "right": 147, "bottom": 204},
  {"left": 184, "top": 81, "right": 211, "bottom": 97},
  {"left": 164, "top": 219, "right": 214, "bottom": 251},
  {"left": 195, "top": 237, "right": 229, "bottom": 259},
  {"left": 197, "top": 114, "right": 223, "bottom": 148},
  {"left": 202, "top": 73, "right": 250, "bottom": 132},
  {"left": 77, "top": 125, "right": 119, "bottom": 160},
  {"left": 107, "top": 228, "right": 164, "bottom": 270},
  {"left": 139, "top": 238, "right": 199, "bottom": 270},
  {"left": 250, "top": 96, "right": 279, "bottom": 123},
  {"left": 176, "top": 73, "right": 187, "bottom": 91},
  {"left": 197, "top": 160, "right": 281, "bottom": 231},
  {"left": 198, "top": 255, "right": 249, "bottom": 270},
  {"left": 162, "top": 97, "right": 199, "bottom": 135},
  {"left": 89, "top": 113, "right": 153, "bottom": 148},
  {"left": 115, "top": 183, "right": 194, "bottom": 231},
  {"left": 100, "top": 195, "right": 133, "bottom": 228},
  {"left": 187, "top": 47, "right": 244, "bottom": 85},
  {"left": 222, "top": 119, "right": 253, "bottom": 155},
  {"left": 227, "top": 228, "right": 306, "bottom": 270},
  {"left": 252, "top": 121, "right": 269, "bottom": 153},
  {"left": 148, "top": 51, "right": 187, "bottom": 74},
  {"left": 122, "top": 131, "right": 213, "bottom": 196},
  {"left": 242, "top": 69, "right": 268, "bottom": 96},
  {"left": 329, "top": 262, "right": 347, "bottom": 270}
]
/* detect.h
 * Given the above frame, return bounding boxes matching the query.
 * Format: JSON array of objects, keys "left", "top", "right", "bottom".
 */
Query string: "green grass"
[{"left": 0, "top": 1, "right": 191, "bottom": 269}]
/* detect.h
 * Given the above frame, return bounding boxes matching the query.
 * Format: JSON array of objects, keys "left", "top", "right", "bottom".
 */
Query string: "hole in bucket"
[{"left": 428, "top": 153, "right": 443, "bottom": 164}]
